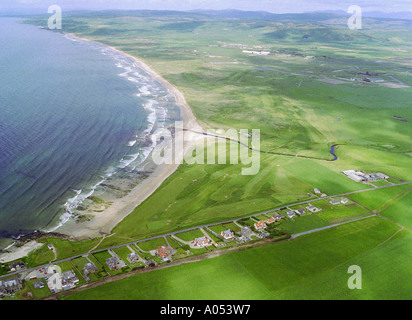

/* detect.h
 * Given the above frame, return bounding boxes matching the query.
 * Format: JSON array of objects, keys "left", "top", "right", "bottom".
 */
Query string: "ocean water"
[{"left": 0, "top": 18, "right": 179, "bottom": 249}]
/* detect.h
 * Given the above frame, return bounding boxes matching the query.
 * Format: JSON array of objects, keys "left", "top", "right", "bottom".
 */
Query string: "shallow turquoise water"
[{"left": 0, "top": 18, "right": 178, "bottom": 247}]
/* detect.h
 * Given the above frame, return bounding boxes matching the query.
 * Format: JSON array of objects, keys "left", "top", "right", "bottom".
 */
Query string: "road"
[{"left": 1, "top": 180, "right": 411, "bottom": 280}]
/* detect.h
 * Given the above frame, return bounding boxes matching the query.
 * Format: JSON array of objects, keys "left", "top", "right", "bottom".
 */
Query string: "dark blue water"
[{"left": 0, "top": 19, "right": 178, "bottom": 247}]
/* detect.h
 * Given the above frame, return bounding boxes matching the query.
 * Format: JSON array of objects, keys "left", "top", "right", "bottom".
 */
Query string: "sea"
[{"left": 0, "top": 18, "right": 180, "bottom": 249}]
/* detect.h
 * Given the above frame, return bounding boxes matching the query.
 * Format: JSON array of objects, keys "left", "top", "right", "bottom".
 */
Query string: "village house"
[
  {"left": 83, "top": 262, "right": 98, "bottom": 275},
  {"left": 272, "top": 214, "right": 285, "bottom": 221},
  {"left": 287, "top": 211, "right": 296, "bottom": 219},
  {"left": 294, "top": 208, "right": 306, "bottom": 215},
  {"left": 330, "top": 198, "right": 341, "bottom": 205},
  {"left": 106, "top": 257, "right": 120, "bottom": 270},
  {"left": 240, "top": 226, "right": 254, "bottom": 239},
  {"left": 127, "top": 252, "right": 141, "bottom": 264},
  {"left": 306, "top": 205, "right": 322, "bottom": 213},
  {"left": 265, "top": 217, "right": 276, "bottom": 224},
  {"left": 8, "top": 261, "right": 25, "bottom": 272},
  {"left": 33, "top": 280, "right": 45, "bottom": 289},
  {"left": 254, "top": 220, "right": 267, "bottom": 230},
  {"left": 221, "top": 229, "right": 235, "bottom": 240},
  {"left": 0, "top": 275, "right": 23, "bottom": 296},
  {"left": 61, "top": 270, "right": 79, "bottom": 291},
  {"left": 341, "top": 197, "right": 349, "bottom": 204},
  {"left": 192, "top": 236, "right": 211, "bottom": 247},
  {"left": 156, "top": 246, "right": 173, "bottom": 260}
]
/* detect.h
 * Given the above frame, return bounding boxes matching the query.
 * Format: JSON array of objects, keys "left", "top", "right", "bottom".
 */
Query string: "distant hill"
[{"left": 309, "top": 9, "right": 412, "bottom": 20}]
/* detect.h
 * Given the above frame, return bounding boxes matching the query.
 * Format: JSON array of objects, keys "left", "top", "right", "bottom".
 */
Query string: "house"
[
  {"left": 272, "top": 214, "right": 285, "bottom": 221},
  {"left": 294, "top": 208, "right": 306, "bottom": 215},
  {"left": 254, "top": 220, "right": 267, "bottom": 230},
  {"left": 306, "top": 205, "right": 322, "bottom": 213},
  {"left": 221, "top": 229, "right": 235, "bottom": 240},
  {"left": 9, "top": 261, "right": 25, "bottom": 272},
  {"left": 156, "top": 246, "right": 173, "bottom": 259},
  {"left": 33, "top": 280, "right": 45, "bottom": 289},
  {"left": 61, "top": 270, "right": 79, "bottom": 290},
  {"left": 0, "top": 275, "right": 22, "bottom": 296},
  {"left": 83, "top": 262, "right": 98, "bottom": 274},
  {"left": 287, "top": 211, "right": 296, "bottom": 219},
  {"left": 192, "top": 237, "right": 210, "bottom": 247},
  {"left": 127, "top": 252, "right": 141, "bottom": 264},
  {"left": 256, "top": 232, "right": 269, "bottom": 239},
  {"left": 341, "top": 198, "right": 349, "bottom": 204},
  {"left": 265, "top": 217, "right": 276, "bottom": 224},
  {"left": 240, "top": 226, "right": 254, "bottom": 238},
  {"left": 106, "top": 257, "right": 120, "bottom": 270},
  {"left": 314, "top": 188, "right": 321, "bottom": 194},
  {"left": 330, "top": 198, "right": 341, "bottom": 205}
]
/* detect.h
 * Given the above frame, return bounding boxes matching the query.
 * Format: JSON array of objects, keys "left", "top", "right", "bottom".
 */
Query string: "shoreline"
[
  {"left": 54, "top": 34, "right": 204, "bottom": 240},
  {"left": 0, "top": 31, "right": 205, "bottom": 262}
]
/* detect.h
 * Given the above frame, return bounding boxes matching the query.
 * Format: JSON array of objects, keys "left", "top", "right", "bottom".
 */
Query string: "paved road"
[{"left": 1, "top": 180, "right": 411, "bottom": 280}]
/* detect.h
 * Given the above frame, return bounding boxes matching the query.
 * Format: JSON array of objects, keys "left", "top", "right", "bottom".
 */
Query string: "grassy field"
[
  {"left": 174, "top": 229, "right": 205, "bottom": 242},
  {"left": 137, "top": 237, "right": 168, "bottom": 252},
  {"left": 22, "top": 11, "right": 412, "bottom": 248},
  {"left": 17, "top": 11, "right": 412, "bottom": 299},
  {"left": 64, "top": 217, "right": 408, "bottom": 300}
]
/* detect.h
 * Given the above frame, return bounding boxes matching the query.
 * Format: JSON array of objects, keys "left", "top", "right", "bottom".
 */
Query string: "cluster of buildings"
[
  {"left": 342, "top": 170, "right": 389, "bottom": 183},
  {"left": 61, "top": 270, "right": 79, "bottom": 291},
  {"left": 242, "top": 50, "right": 270, "bottom": 56},
  {"left": 0, "top": 275, "right": 22, "bottom": 297}
]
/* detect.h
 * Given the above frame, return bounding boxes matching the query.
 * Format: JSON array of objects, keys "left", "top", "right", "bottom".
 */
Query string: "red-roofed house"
[
  {"left": 221, "top": 229, "right": 234, "bottom": 240},
  {"left": 192, "top": 236, "right": 210, "bottom": 247},
  {"left": 254, "top": 220, "right": 267, "bottom": 230}
]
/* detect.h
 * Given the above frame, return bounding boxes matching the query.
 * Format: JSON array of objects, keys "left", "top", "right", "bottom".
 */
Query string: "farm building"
[{"left": 294, "top": 208, "right": 306, "bottom": 215}]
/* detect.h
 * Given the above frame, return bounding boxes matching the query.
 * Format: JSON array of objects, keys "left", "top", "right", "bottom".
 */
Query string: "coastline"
[{"left": 54, "top": 34, "right": 204, "bottom": 240}]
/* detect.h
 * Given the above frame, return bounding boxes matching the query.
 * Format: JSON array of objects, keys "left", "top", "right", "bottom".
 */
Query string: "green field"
[
  {"left": 18, "top": 10, "right": 412, "bottom": 299},
  {"left": 64, "top": 217, "right": 409, "bottom": 300},
  {"left": 174, "top": 229, "right": 205, "bottom": 242},
  {"left": 137, "top": 237, "right": 168, "bottom": 252},
  {"left": 279, "top": 214, "right": 330, "bottom": 234},
  {"left": 21, "top": 10, "right": 412, "bottom": 249}
]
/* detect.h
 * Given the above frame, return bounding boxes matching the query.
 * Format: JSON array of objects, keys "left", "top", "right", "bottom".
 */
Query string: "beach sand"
[
  {"left": 54, "top": 34, "right": 205, "bottom": 240},
  {"left": 0, "top": 241, "right": 43, "bottom": 263}
]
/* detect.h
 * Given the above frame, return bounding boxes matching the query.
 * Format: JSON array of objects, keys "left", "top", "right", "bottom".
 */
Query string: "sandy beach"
[
  {"left": 0, "top": 241, "right": 43, "bottom": 263},
  {"left": 54, "top": 34, "right": 205, "bottom": 240}
]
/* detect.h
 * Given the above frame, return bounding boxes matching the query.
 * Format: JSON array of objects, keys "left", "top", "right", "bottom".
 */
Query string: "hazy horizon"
[{"left": 1, "top": 0, "right": 411, "bottom": 14}]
